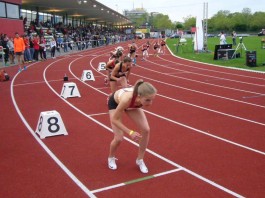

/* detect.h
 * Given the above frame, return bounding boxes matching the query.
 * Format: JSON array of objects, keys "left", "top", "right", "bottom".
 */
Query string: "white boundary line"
[
  {"left": 38, "top": 56, "right": 244, "bottom": 197},
  {"left": 87, "top": 55, "right": 265, "bottom": 154},
  {"left": 132, "top": 72, "right": 265, "bottom": 109},
  {"left": 166, "top": 44, "right": 265, "bottom": 75},
  {"left": 10, "top": 59, "right": 97, "bottom": 198},
  {"left": 10, "top": 44, "right": 250, "bottom": 197},
  {"left": 137, "top": 62, "right": 265, "bottom": 95},
  {"left": 148, "top": 57, "right": 265, "bottom": 87},
  {"left": 91, "top": 168, "right": 182, "bottom": 194},
  {"left": 69, "top": 55, "right": 246, "bottom": 196}
]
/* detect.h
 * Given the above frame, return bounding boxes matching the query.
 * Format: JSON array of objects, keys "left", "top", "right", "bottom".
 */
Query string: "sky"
[{"left": 97, "top": 0, "right": 265, "bottom": 22}]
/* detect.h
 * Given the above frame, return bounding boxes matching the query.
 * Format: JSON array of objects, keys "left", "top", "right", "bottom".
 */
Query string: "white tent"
[{"left": 194, "top": 16, "right": 204, "bottom": 52}]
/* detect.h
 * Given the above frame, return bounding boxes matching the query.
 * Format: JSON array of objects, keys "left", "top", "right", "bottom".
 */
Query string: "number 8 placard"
[{"left": 35, "top": 110, "right": 68, "bottom": 139}]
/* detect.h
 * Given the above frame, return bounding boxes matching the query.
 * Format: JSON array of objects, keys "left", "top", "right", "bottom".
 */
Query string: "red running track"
[{"left": 0, "top": 39, "right": 264, "bottom": 198}]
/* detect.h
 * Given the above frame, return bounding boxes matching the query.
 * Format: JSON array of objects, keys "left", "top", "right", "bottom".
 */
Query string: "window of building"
[
  {"left": 0, "top": 2, "right": 6, "bottom": 17},
  {"left": 6, "top": 3, "right": 19, "bottom": 19},
  {"left": 0, "top": 2, "right": 20, "bottom": 19}
]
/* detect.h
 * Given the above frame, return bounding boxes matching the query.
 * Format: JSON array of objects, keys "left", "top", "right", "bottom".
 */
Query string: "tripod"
[{"left": 232, "top": 41, "right": 247, "bottom": 59}]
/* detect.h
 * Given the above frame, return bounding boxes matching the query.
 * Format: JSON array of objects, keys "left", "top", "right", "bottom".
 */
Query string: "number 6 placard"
[
  {"left": 81, "top": 70, "right": 95, "bottom": 81},
  {"left": 35, "top": 110, "right": 68, "bottom": 139}
]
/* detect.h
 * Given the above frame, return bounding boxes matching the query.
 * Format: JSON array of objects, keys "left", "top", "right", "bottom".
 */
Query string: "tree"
[
  {"left": 176, "top": 23, "right": 184, "bottom": 30},
  {"left": 182, "top": 15, "right": 196, "bottom": 30},
  {"left": 134, "top": 13, "right": 149, "bottom": 28},
  {"left": 152, "top": 14, "right": 172, "bottom": 30},
  {"left": 210, "top": 10, "right": 232, "bottom": 32},
  {"left": 250, "top": 12, "right": 265, "bottom": 31},
  {"left": 230, "top": 12, "right": 248, "bottom": 32}
]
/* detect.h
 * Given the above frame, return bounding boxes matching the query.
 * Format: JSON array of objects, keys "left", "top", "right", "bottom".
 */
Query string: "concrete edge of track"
[{"left": 165, "top": 43, "right": 265, "bottom": 74}]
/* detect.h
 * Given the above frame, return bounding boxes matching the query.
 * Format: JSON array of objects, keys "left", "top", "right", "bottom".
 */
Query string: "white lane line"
[
  {"left": 71, "top": 55, "right": 247, "bottom": 196},
  {"left": 11, "top": 58, "right": 97, "bottom": 198},
  {"left": 148, "top": 57, "right": 265, "bottom": 87},
  {"left": 144, "top": 110, "right": 265, "bottom": 156},
  {"left": 132, "top": 72, "right": 265, "bottom": 109},
  {"left": 165, "top": 46, "right": 265, "bottom": 76},
  {"left": 45, "top": 60, "right": 245, "bottom": 197},
  {"left": 12, "top": 46, "right": 248, "bottom": 198},
  {"left": 13, "top": 78, "right": 77, "bottom": 86},
  {"left": 156, "top": 93, "right": 265, "bottom": 127},
  {"left": 87, "top": 55, "right": 265, "bottom": 154},
  {"left": 243, "top": 94, "right": 265, "bottom": 99},
  {"left": 137, "top": 63, "right": 265, "bottom": 96},
  {"left": 91, "top": 168, "right": 182, "bottom": 194},
  {"left": 88, "top": 112, "right": 109, "bottom": 117}
]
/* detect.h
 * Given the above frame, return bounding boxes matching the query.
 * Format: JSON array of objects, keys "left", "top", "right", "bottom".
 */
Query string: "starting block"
[
  {"left": 60, "top": 82, "right": 81, "bottom": 99},
  {"left": 35, "top": 110, "right": 68, "bottom": 139},
  {"left": 81, "top": 70, "right": 95, "bottom": 81},
  {"left": 97, "top": 62, "right": 106, "bottom": 71}
]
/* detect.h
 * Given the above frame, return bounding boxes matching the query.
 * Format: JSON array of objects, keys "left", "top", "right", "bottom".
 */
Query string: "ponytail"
[{"left": 132, "top": 79, "right": 157, "bottom": 97}]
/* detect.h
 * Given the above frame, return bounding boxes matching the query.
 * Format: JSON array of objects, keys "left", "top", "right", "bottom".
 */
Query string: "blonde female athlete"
[{"left": 107, "top": 79, "right": 157, "bottom": 173}]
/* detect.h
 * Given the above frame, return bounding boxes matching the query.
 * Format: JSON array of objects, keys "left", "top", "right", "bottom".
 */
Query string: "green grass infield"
[{"left": 166, "top": 35, "right": 265, "bottom": 72}]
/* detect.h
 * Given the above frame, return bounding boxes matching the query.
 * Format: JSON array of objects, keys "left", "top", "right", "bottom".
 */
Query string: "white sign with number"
[
  {"left": 81, "top": 70, "right": 95, "bottom": 81},
  {"left": 35, "top": 110, "right": 68, "bottom": 139},
  {"left": 60, "top": 82, "right": 81, "bottom": 99},
  {"left": 97, "top": 62, "right": 106, "bottom": 71}
]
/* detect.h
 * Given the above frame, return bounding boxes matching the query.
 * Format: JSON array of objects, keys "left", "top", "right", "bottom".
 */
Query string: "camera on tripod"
[
  {"left": 239, "top": 36, "right": 243, "bottom": 43},
  {"left": 232, "top": 36, "right": 247, "bottom": 59}
]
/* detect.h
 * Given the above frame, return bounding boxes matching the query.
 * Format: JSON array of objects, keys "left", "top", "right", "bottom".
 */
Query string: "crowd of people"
[{"left": 0, "top": 20, "right": 134, "bottom": 68}]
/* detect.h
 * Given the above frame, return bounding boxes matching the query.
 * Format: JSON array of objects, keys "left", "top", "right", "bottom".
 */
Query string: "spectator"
[
  {"left": 50, "top": 37, "right": 57, "bottom": 59},
  {"left": 2, "top": 34, "right": 9, "bottom": 66},
  {"left": 63, "top": 35, "right": 68, "bottom": 52},
  {"left": 219, "top": 31, "right": 227, "bottom": 45},
  {"left": 57, "top": 36, "right": 63, "bottom": 53},
  {"left": 39, "top": 36, "right": 47, "bottom": 60},
  {"left": 14, "top": 32, "right": 26, "bottom": 71},
  {"left": 7, "top": 37, "right": 15, "bottom": 64},
  {"left": 29, "top": 36, "right": 35, "bottom": 61},
  {"left": 23, "top": 35, "right": 32, "bottom": 63},
  {"left": 33, "top": 35, "right": 40, "bottom": 61},
  {"left": 232, "top": 31, "right": 237, "bottom": 46}
]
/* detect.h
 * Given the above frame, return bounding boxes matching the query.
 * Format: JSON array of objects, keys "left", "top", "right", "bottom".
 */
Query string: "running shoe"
[
  {"left": 136, "top": 159, "right": 148, "bottom": 173},
  {"left": 108, "top": 157, "right": 118, "bottom": 170}
]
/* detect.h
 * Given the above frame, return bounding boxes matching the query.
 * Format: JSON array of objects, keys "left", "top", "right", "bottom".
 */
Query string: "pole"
[{"left": 203, "top": 2, "right": 208, "bottom": 51}]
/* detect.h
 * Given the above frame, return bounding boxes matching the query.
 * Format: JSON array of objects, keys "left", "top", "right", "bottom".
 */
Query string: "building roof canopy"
[{"left": 22, "top": 0, "right": 132, "bottom": 26}]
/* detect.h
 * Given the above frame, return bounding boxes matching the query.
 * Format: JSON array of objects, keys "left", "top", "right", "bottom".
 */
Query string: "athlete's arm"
[
  {"left": 111, "top": 92, "right": 142, "bottom": 139},
  {"left": 110, "top": 63, "right": 121, "bottom": 81}
]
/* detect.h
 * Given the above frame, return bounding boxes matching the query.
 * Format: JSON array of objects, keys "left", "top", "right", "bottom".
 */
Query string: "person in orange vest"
[{"left": 14, "top": 32, "right": 26, "bottom": 72}]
